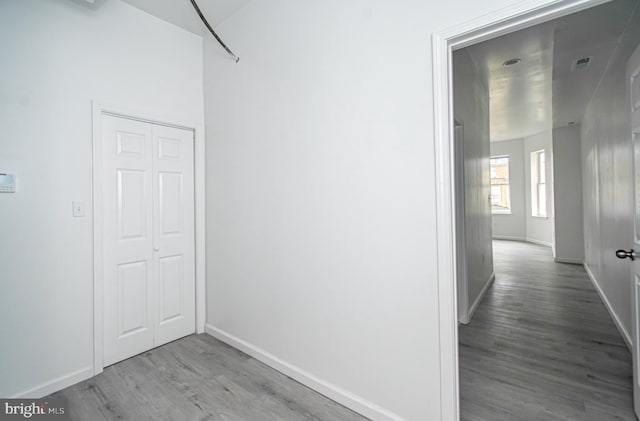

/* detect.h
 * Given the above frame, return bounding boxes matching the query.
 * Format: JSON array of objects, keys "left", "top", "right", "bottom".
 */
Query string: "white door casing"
[
  {"left": 454, "top": 120, "right": 469, "bottom": 324},
  {"left": 432, "top": 1, "right": 613, "bottom": 419},
  {"left": 102, "top": 114, "right": 195, "bottom": 366},
  {"left": 628, "top": 41, "right": 640, "bottom": 420}
]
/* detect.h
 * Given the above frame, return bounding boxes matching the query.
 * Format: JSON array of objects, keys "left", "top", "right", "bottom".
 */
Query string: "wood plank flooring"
[
  {"left": 49, "top": 239, "right": 634, "bottom": 420},
  {"left": 49, "top": 334, "right": 367, "bottom": 421},
  {"left": 460, "top": 240, "right": 635, "bottom": 421}
]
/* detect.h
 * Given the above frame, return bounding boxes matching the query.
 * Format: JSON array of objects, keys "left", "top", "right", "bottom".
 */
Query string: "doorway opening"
[{"left": 433, "top": 0, "right": 640, "bottom": 419}]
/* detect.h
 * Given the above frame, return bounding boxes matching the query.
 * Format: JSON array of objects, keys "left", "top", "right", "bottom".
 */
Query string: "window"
[
  {"left": 531, "top": 150, "right": 547, "bottom": 217},
  {"left": 490, "top": 156, "right": 511, "bottom": 214}
]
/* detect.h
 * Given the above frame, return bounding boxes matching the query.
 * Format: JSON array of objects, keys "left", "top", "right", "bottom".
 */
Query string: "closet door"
[
  {"left": 102, "top": 115, "right": 195, "bottom": 366},
  {"left": 152, "top": 124, "right": 195, "bottom": 346},
  {"left": 102, "top": 115, "right": 155, "bottom": 366}
]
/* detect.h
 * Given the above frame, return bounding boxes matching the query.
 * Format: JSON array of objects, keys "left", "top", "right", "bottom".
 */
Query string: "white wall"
[
  {"left": 524, "top": 130, "right": 554, "bottom": 247},
  {"left": 581, "top": 5, "right": 640, "bottom": 344},
  {"left": 453, "top": 49, "right": 494, "bottom": 323},
  {"left": 203, "top": 0, "right": 532, "bottom": 419},
  {"left": 491, "top": 139, "right": 526, "bottom": 240},
  {"left": 0, "top": 0, "right": 204, "bottom": 398},
  {"left": 552, "top": 125, "right": 584, "bottom": 263},
  {"left": 492, "top": 128, "right": 582, "bottom": 260}
]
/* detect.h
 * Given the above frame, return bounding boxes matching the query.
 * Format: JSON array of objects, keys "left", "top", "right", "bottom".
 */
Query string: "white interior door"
[
  {"left": 102, "top": 116, "right": 154, "bottom": 366},
  {"left": 102, "top": 114, "right": 195, "bottom": 367},
  {"left": 152, "top": 124, "right": 195, "bottom": 346},
  {"left": 628, "top": 42, "right": 640, "bottom": 419}
]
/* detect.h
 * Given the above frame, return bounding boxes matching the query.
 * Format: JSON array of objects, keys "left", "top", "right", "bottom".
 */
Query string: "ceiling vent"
[
  {"left": 571, "top": 56, "right": 592, "bottom": 71},
  {"left": 502, "top": 58, "right": 522, "bottom": 67}
]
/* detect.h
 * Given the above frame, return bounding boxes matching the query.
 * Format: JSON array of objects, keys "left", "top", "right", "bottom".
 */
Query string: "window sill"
[
  {"left": 531, "top": 215, "right": 548, "bottom": 219},
  {"left": 492, "top": 211, "right": 512, "bottom": 215}
]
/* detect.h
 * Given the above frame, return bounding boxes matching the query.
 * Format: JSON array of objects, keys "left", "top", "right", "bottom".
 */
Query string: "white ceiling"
[
  {"left": 119, "top": 0, "right": 636, "bottom": 142},
  {"left": 120, "top": 0, "right": 253, "bottom": 33},
  {"left": 461, "top": 0, "right": 638, "bottom": 142}
]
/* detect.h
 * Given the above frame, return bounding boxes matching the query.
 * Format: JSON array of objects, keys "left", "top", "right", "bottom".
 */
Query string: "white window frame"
[
  {"left": 531, "top": 149, "right": 547, "bottom": 217},
  {"left": 490, "top": 155, "right": 511, "bottom": 215}
]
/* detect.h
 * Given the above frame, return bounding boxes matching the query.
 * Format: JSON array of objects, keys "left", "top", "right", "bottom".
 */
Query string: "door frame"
[
  {"left": 454, "top": 120, "right": 470, "bottom": 324},
  {"left": 432, "top": 0, "right": 611, "bottom": 419},
  {"left": 91, "top": 101, "right": 206, "bottom": 375}
]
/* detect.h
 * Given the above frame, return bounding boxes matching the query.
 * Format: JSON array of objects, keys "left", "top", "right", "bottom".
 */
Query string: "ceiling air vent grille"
[{"left": 571, "top": 56, "right": 592, "bottom": 71}]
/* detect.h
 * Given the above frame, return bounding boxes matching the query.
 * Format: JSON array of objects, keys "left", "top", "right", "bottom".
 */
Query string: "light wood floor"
[
  {"left": 50, "top": 334, "right": 367, "bottom": 421},
  {"left": 460, "top": 240, "right": 635, "bottom": 421},
  {"left": 50, "top": 240, "right": 634, "bottom": 420}
]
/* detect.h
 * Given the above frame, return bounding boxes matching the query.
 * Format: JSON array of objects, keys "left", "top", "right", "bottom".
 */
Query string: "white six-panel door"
[
  {"left": 151, "top": 124, "right": 195, "bottom": 346},
  {"left": 102, "top": 114, "right": 195, "bottom": 366}
]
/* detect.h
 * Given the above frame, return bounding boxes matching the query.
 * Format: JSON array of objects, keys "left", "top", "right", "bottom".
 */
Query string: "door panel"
[
  {"left": 116, "top": 132, "right": 146, "bottom": 158},
  {"left": 118, "top": 170, "right": 147, "bottom": 239},
  {"left": 118, "top": 261, "right": 148, "bottom": 336},
  {"left": 103, "top": 116, "right": 154, "bottom": 366},
  {"left": 158, "top": 137, "right": 181, "bottom": 160},
  {"left": 159, "top": 255, "right": 184, "bottom": 323},
  {"left": 159, "top": 172, "right": 183, "bottom": 235}
]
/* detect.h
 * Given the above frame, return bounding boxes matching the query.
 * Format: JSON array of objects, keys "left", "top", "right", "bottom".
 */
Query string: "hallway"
[{"left": 459, "top": 240, "right": 634, "bottom": 421}]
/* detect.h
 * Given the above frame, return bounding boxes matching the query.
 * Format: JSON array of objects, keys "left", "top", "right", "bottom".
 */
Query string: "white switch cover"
[{"left": 72, "top": 201, "right": 86, "bottom": 217}]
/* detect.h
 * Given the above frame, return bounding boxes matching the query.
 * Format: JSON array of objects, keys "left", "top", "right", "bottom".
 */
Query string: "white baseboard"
[
  {"left": 525, "top": 238, "right": 553, "bottom": 248},
  {"left": 583, "top": 263, "right": 632, "bottom": 351},
  {"left": 492, "top": 236, "right": 553, "bottom": 249},
  {"left": 466, "top": 272, "right": 495, "bottom": 323},
  {"left": 10, "top": 366, "right": 93, "bottom": 399},
  {"left": 492, "top": 235, "right": 526, "bottom": 242},
  {"left": 554, "top": 257, "right": 583, "bottom": 265},
  {"left": 205, "top": 324, "right": 404, "bottom": 421}
]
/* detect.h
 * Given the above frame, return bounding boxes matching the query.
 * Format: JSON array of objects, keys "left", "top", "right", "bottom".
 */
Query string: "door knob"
[{"left": 615, "top": 249, "right": 636, "bottom": 261}]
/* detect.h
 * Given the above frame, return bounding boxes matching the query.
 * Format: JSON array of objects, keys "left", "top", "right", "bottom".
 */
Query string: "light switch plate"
[{"left": 72, "top": 201, "right": 86, "bottom": 217}]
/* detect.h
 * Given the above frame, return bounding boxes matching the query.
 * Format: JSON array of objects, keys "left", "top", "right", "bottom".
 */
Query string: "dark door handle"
[{"left": 616, "top": 249, "right": 636, "bottom": 261}]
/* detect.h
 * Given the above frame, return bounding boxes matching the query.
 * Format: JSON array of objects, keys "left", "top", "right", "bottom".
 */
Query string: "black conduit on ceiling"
[{"left": 189, "top": 0, "right": 240, "bottom": 63}]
